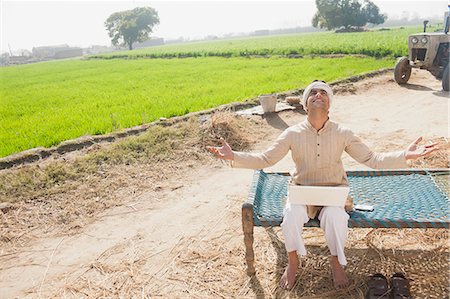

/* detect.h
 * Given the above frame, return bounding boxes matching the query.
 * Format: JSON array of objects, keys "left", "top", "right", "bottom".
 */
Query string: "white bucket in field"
[{"left": 259, "top": 94, "right": 277, "bottom": 113}]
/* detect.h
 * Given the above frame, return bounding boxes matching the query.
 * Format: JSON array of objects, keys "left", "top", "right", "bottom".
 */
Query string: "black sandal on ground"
[
  {"left": 390, "top": 272, "right": 411, "bottom": 299},
  {"left": 366, "top": 273, "right": 390, "bottom": 299}
]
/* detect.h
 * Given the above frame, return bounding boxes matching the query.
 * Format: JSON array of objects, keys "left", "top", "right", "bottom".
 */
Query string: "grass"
[
  {"left": 1, "top": 111, "right": 448, "bottom": 298},
  {"left": 0, "top": 119, "right": 196, "bottom": 202},
  {"left": 0, "top": 111, "right": 258, "bottom": 203},
  {"left": 0, "top": 56, "right": 394, "bottom": 157},
  {"left": 90, "top": 26, "right": 425, "bottom": 60}
]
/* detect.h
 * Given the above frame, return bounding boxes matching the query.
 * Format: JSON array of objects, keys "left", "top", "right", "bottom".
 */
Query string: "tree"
[
  {"left": 312, "top": 0, "right": 386, "bottom": 31},
  {"left": 105, "top": 7, "right": 160, "bottom": 50}
]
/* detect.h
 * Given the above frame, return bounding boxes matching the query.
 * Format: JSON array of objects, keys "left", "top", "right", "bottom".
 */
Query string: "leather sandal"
[
  {"left": 366, "top": 273, "right": 390, "bottom": 299},
  {"left": 391, "top": 272, "right": 411, "bottom": 299}
]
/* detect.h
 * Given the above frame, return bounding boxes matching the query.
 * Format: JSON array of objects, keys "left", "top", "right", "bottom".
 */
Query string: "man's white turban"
[{"left": 302, "top": 81, "right": 333, "bottom": 111}]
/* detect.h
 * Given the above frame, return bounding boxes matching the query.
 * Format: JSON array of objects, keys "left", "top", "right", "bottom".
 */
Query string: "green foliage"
[
  {"left": 90, "top": 27, "right": 418, "bottom": 60},
  {"left": 312, "top": 0, "right": 386, "bottom": 30},
  {"left": 0, "top": 56, "right": 394, "bottom": 157},
  {"left": 105, "top": 7, "right": 159, "bottom": 50},
  {"left": 0, "top": 119, "right": 201, "bottom": 203}
]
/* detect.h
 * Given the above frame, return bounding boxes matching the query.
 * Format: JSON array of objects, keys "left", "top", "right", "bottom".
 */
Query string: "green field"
[
  {"left": 1, "top": 26, "right": 419, "bottom": 158},
  {"left": 90, "top": 26, "right": 422, "bottom": 60},
  {"left": 0, "top": 56, "right": 394, "bottom": 158}
]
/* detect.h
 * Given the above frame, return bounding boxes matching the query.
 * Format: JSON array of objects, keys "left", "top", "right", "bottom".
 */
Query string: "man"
[{"left": 207, "top": 80, "right": 438, "bottom": 290}]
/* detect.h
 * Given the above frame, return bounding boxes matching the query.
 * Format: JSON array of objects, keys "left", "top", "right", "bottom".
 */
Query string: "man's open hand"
[
  {"left": 405, "top": 137, "right": 439, "bottom": 160},
  {"left": 207, "top": 138, "right": 234, "bottom": 161}
]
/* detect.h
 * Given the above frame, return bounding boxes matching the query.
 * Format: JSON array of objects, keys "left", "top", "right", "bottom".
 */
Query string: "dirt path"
[{"left": 1, "top": 70, "right": 448, "bottom": 298}]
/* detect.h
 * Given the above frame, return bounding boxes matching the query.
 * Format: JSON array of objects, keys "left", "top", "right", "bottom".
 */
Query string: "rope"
[{"left": 248, "top": 170, "right": 449, "bottom": 228}]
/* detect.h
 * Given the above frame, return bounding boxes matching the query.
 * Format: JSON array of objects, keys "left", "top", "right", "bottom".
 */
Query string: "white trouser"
[{"left": 280, "top": 203, "right": 349, "bottom": 266}]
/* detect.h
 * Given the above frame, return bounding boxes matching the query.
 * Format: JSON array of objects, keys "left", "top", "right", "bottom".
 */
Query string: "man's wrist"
[
  {"left": 404, "top": 150, "right": 413, "bottom": 160},
  {"left": 404, "top": 151, "right": 409, "bottom": 160}
]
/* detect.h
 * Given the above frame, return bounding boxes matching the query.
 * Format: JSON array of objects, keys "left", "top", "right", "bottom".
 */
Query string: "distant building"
[
  {"left": 32, "top": 45, "right": 83, "bottom": 59},
  {"left": 8, "top": 55, "right": 30, "bottom": 65},
  {"left": 54, "top": 48, "right": 83, "bottom": 59}
]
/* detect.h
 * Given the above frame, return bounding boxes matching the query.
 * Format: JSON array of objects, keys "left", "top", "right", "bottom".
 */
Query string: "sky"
[{"left": 1, "top": 0, "right": 448, "bottom": 53}]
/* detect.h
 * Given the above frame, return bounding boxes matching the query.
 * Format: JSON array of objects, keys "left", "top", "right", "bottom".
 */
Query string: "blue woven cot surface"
[{"left": 248, "top": 170, "right": 449, "bottom": 228}]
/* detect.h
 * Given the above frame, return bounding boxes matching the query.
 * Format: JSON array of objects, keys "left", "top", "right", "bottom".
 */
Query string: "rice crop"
[
  {"left": 0, "top": 56, "right": 394, "bottom": 157},
  {"left": 90, "top": 26, "right": 424, "bottom": 60}
]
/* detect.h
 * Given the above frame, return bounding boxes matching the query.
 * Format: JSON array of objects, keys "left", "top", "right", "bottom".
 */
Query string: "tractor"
[{"left": 394, "top": 13, "right": 450, "bottom": 91}]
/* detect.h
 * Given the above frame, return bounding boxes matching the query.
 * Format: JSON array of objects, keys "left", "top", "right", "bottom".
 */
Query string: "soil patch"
[{"left": 0, "top": 70, "right": 448, "bottom": 298}]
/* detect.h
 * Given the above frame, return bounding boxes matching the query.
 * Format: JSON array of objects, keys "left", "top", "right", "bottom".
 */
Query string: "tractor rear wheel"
[
  {"left": 394, "top": 57, "right": 412, "bottom": 84},
  {"left": 442, "top": 65, "right": 449, "bottom": 91}
]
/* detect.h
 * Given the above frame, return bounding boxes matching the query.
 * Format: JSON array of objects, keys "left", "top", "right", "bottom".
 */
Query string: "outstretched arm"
[
  {"left": 405, "top": 137, "right": 438, "bottom": 160},
  {"left": 207, "top": 138, "right": 234, "bottom": 161},
  {"left": 207, "top": 130, "right": 291, "bottom": 169},
  {"left": 345, "top": 130, "right": 439, "bottom": 169}
]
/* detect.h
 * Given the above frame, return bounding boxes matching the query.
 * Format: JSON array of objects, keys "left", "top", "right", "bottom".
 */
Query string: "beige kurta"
[{"left": 232, "top": 119, "right": 407, "bottom": 218}]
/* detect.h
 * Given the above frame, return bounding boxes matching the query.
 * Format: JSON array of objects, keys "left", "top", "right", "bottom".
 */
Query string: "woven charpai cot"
[{"left": 248, "top": 169, "right": 449, "bottom": 228}]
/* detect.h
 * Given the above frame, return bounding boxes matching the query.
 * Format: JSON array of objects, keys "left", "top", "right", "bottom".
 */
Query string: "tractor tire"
[
  {"left": 394, "top": 57, "right": 412, "bottom": 84},
  {"left": 442, "top": 65, "right": 449, "bottom": 91}
]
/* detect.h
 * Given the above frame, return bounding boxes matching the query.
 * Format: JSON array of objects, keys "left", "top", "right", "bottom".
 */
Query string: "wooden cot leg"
[{"left": 242, "top": 203, "right": 256, "bottom": 275}]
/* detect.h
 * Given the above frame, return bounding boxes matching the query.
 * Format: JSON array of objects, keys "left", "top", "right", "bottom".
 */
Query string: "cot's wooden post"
[{"left": 242, "top": 202, "right": 256, "bottom": 275}]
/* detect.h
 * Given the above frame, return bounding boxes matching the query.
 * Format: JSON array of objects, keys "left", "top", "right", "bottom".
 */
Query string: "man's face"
[{"left": 307, "top": 88, "right": 330, "bottom": 112}]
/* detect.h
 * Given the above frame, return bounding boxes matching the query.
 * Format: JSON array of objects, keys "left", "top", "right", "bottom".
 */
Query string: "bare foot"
[
  {"left": 279, "top": 251, "right": 299, "bottom": 290},
  {"left": 330, "top": 256, "right": 349, "bottom": 289}
]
